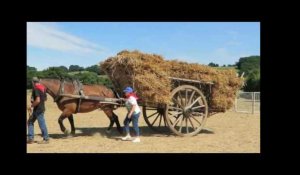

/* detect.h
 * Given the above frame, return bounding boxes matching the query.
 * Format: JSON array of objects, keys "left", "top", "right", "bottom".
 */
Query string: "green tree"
[
  {"left": 71, "top": 72, "right": 112, "bottom": 86},
  {"left": 58, "top": 66, "right": 68, "bottom": 72},
  {"left": 236, "top": 56, "right": 260, "bottom": 76},
  {"left": 227, "top": 64, "right": 236, "bottom": 67},
  {"left": 27, "top": 65, "right": 38, "bottom": 89},
  {"left": 208, "top": 62, "right": 219, "bottom": 67},
  {"left": 236, "top": 56, "right": 260, "bottom": 91},
  {"left": 27, "top": 65, "right": 111, "bottom": 89},
  {"left": 39, "top": 67, "right": 71, "bottom": 79},
  {"left": 27, "top": 65, "right": 37, "bottom": 72},
  {"left": 69, "top": 65, "right": 84, "bottom": 72},
  {"left": 85, "top": 65, "right": 101, "bottom": 75},
  {"left": 75, "top": 72, "right": 100, "bottom": 84},
  {"left": 244, "top": 70, "right": 260, "bottom": 91}
]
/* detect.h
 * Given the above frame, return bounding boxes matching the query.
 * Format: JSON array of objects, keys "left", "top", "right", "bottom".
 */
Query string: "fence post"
[{"left": 252, "top": 92, "right": 255, "bottom": 114}]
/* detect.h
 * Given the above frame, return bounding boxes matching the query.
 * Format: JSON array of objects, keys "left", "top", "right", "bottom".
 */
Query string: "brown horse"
[{"left": 39, "top": 78, "right": 123, "bottom": 136}]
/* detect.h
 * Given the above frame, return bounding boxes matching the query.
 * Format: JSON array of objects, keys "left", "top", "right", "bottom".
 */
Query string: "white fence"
[{"left": 234, "top": 92, "right": 260, "bottom": 114}]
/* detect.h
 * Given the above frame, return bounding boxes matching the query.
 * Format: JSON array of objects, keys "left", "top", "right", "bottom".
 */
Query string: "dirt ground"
[{"left": 26, "top": 92, "right": 260, "bottom": 153}]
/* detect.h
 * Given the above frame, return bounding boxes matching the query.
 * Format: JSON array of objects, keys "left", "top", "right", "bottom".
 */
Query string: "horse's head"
[{"left": 39, "top": 78, "right": 62, "bottom": 99}]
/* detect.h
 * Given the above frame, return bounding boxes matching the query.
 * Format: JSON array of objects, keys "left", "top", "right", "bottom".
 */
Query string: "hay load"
[
  {"left": 162, "top": 60, "right": 243, "bottom": 111},
  {"left": 100, "top": 50, "right": 243, "bottom": 112},
  {"left": 100, "top": 50, "right": 172, "bottom": 104}
]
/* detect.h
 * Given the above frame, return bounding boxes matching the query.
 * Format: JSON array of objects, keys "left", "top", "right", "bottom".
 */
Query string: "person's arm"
[
  {"left": 127, "top": 104, "right": 136, "bottom": 118},
  {"left": 28, "top": 90, "right": 41, "bottom": 110},
  {"left": 127, "top": 97, "right": 137, "bottom": 118},
  {"left": 28, "top": 96, "right": 40, "bottom": 111},
  {"left": 31, "top": 96, "right": 40, "bottom": 107}
]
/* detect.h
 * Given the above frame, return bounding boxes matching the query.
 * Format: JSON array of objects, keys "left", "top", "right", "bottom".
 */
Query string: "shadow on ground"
[{"left": 48, "top": 126, "right": 214, "bottom": 139}]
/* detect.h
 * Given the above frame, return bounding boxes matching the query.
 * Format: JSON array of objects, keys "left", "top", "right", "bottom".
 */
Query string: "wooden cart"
[
  {"left": 141, "top": 77, "right": 214, "bottom": 137},
  {"left": 60, "top": 76, "right": 214, "bottom": 137}
]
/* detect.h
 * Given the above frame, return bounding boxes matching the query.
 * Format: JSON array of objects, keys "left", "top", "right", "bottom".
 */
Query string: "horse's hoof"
[
  {"left": 105, "top": 129, "right": 112, "bottom": 134},
  {"left": 64, "top": 129, "right": 70, "bottom": 135},
  {"left": 66, "top": 135, "right": 74, "bottom": 138}
]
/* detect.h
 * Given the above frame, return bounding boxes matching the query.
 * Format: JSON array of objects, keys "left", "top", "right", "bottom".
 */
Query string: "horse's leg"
[
  {"left": 112, "top": 112, "right": 123, "bottom": 134},
  {"left": 58, "top": 114, "right": 71, "bottom": 135},
  {"left": 68, "top": 114, "right": 76, "bottom": 135},
  {"left": 103, "top": 107, "right": 123, "bottom": 135},
  {"left": 102, "top": 108, "right": 116, "bottom": 134}
]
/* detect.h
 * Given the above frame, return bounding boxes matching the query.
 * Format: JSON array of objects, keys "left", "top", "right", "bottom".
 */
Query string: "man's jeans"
[
  {"left": 123, "top": 112, "right": 140, "bottom": 136},
  {"left": 28, "top": 112, "right": 49, "bottom": 141}
]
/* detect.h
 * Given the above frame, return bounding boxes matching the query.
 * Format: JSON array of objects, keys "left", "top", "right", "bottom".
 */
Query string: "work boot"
[
  {"left": 37, "top": 139, "right": 49, "bottom": 144},
  {"left": 27, "top": 139, "right": 34, "bottom": 144}
]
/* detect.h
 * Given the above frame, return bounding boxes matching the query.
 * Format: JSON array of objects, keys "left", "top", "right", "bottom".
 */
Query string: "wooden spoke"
[
  {"left": 168, "top": 106, "right": 183, "bottom": 111},
  {"left": 151, "top": 114, "right": 160, "bottom": 126},
  {"left": 191, "top": 112, "right": 204, "bottom": 116},
  {"left": 187, "top": 90, "right": 195, "bottom": 105},
  {"left": 186, "top": 96, "right": 201, "bottom": 109},
  {"left": 188, "top": 117, "right": 196, "bottom": 131},
  {"left": 191, "top": 105, "right": 206, "bottom": 110},
  {"left": 170, "top": 111, "right": 183, "bottom": 118},
  {"left": 179, "top": 116, "right": 184, "bottom": 133},
  {"left": 143, "top": 106, "right": 168, "bottom": 133},
  {"left": 178, "top": 91, "right": 184, "bottom": 106},
  {"left": 186, "top": 117, "right": 189, "bottom": 133},
  {"left": 173, "top": 113, "right": 182, "bottom": 120},
  {"left": 147, "top": 112, "right": 158, "bottom": 119},
  {"left": 158, "top": 113, "right": 163, "bottom": 127},
  {"left": 172, "top": 98, "right": 183, "bottom": 108},
  {"left": 172, "top": 115, "right": 183, "bottom": 128},
  {"left": 190, "top": 115, "right": 202, "bottom": 126},
  {"left": 185, "top": 89, "right": 188, "bottom": 106}
]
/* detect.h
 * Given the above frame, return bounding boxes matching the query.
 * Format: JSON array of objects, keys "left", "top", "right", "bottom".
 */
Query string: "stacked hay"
[
  {"left": 161, "top": 60, "right": 243, "bottom": 111},
  {"left": 100, "top": 50, "right": 243, "bottom": 112},
  {"left": 100, "top": 50, "right": 172, "bottom": 104}
]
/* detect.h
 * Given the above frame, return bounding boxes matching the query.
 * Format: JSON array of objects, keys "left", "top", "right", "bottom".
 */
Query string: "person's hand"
[{"left": 27, "top": 106, "right": 33, "bottom": 112}]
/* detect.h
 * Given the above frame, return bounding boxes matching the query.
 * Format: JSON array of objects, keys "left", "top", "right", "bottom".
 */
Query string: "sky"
[{"left": 27, "top": 22, "right": 260, "bottom": 71}]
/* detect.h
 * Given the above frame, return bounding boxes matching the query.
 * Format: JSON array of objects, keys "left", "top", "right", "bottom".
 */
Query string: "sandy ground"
[{"left": 26, "top": 92, "right": 260, "bottom": 153}]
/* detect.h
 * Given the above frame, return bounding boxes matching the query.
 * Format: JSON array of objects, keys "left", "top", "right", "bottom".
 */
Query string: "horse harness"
[
  {"left": 54, "top": 79, "right": 84, "bottom": 114},
  {"left": 73, "top": 79, "right": 85, "bottom": 113},
  {"left": 54, "top": 79, "right": 65, "bottom": 103}
]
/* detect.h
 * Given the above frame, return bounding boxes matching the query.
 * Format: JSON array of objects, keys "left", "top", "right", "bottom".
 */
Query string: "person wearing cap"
[
  {"left": 27, "top": 77, "right": 49, "bottom": 144},
  {"left": 121, "top": 86, "right": 141, "bottom": 143}
]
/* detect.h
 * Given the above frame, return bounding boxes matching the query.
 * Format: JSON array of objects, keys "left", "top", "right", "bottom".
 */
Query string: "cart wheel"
[
  {"left": 143, "top": 106, "right": 169, "bottom": 132},
  {"left": 165, "top": 85, "right": 208, "bottom": 137}
]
